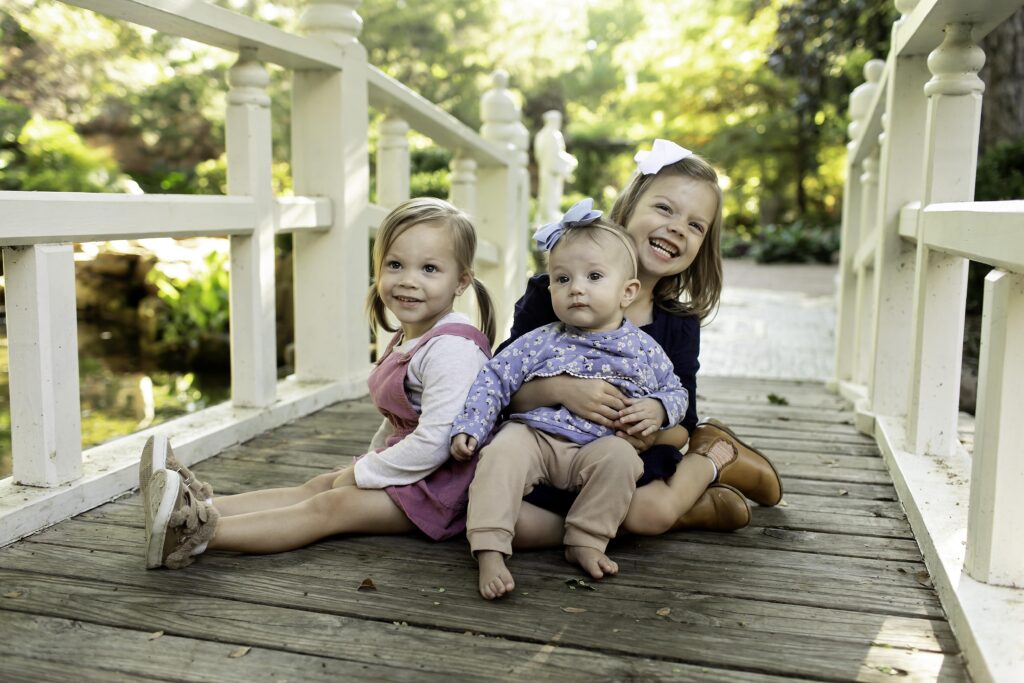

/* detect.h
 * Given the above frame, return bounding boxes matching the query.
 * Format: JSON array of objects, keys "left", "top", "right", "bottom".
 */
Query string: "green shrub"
[
  {"left": 147, "top": 250, "right": 230, "bottom": 348},
  {"left": 747, "top": 221, "right": 839, "bottom": 264}
]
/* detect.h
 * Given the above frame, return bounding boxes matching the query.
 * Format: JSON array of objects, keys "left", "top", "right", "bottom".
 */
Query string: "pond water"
[{"left": 0, "top": 321, "right": 230, "bottom": 480}]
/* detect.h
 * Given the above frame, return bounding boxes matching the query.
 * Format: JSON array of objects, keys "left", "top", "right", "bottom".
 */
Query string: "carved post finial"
[
  {"left": 925, "top": 23, "right": 985, "bottom": 97},
  {"left": 847, "top": 59, "right": 884, "bottom": 150},
  {"left": 228, "top": 47, "right": 270, "bottom": 107},
  {"left": 299, "top": 0, "right": 363, "bottom": 44},
  {"left": 894, "top": 0, "right": 919, "bottom": 19},
  {"left": 481, "top": 70, "right": 518, "bottom": 146}
]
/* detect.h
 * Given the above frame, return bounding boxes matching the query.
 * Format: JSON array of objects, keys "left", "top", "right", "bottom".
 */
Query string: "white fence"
[
  {"left": 834, "top": 1, "right": 1024, "bottom": 680},
  {"left": 0, "top": 0, "right": 530, "bottom": 546}
]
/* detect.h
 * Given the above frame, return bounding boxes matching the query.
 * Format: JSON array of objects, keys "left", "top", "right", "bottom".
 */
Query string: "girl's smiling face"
[
  {"left": 376, "top": 222, "right": 470, "bottom": 339},
  {"left": 625, "top": 174, "right": 718, "bottom": 285}
]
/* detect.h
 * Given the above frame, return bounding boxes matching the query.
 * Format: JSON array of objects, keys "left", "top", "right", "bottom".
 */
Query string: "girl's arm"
[{"left": 353, "top": 336, "right": 488, "bottom": 488}]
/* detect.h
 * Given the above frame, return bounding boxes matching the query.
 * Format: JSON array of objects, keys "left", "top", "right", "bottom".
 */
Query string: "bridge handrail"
[{"left": 834, "top": 1, "right": 1024, "bottom": 680}]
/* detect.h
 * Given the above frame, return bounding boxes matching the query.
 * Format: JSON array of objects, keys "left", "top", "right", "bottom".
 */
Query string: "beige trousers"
[{"left": 466, "top": 422, "right": 643, "bottom": 557}]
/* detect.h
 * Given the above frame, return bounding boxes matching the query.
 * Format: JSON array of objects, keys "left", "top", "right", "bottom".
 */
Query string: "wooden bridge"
[{"left": 1, "top": 1, "right": 1022, "bottom": 681}]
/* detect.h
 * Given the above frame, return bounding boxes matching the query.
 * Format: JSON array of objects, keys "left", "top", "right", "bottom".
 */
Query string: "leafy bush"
[
  {"left": 146, "top": 250, "right": 230, "bottom": 349},
  {"left": 746, "top": 221, "right": 839, "bottom": 264}
]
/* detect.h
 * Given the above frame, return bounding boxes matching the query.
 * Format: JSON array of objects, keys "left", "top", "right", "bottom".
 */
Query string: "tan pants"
[{"left": 466, "top": 422, "right": 643, "bottom": 557}]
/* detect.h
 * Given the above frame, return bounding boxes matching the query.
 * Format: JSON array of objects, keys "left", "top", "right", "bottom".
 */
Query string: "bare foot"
[
  {"left": 565, "top": 545, "right": 618, "bottom": 579},
  {"left": 477, "top": 550, "right": 515, "bottom": 600}
]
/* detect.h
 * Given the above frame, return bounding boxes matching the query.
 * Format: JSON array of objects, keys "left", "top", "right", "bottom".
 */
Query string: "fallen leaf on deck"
[
  {"left": 872, "top": 665, "right": 908, "bottom": 676},
  {"left": 656, "top": 607, "right": 671, "bottom": 617},
  {"left": 778, "top": 499, "right": 789, "bottom": 507},
  {"left": 3, "top": 591, "right": 23, "bottom": 599},
  {"left": 358, "top": 578, "right": 377, "bottom": 591},
  {"left": 767, "top": 393, "right": 789, "bottom": 406},
  {"left": 436, "top": 587, "right": 446, "bottom": 593},
  {"left": 564, "top": 578, "right": 596, "bottom": 591},
  {"left": 148, "top": 631, "right": 164, "bottom": 640},
  {"left": 913, "top": 571, "right": 933, "bottom": 587},
  {"left": 228, "top": 646, "right": 251, "bottom": 658},
  {"left": 838, "top": 489, "right": 849, "bottom": 496},
  {"left": 560, "top": 607, "right": 587, "bottom": 613}
]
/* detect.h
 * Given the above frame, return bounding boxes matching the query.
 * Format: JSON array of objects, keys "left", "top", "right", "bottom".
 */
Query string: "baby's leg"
[
  {"left": 512, "top": 502, "right": 564, "bottom": 550},
  {"left": 212, "top": 470, "right": 339, "bottom": 517},
  {"left": 466, "top": 423, "right": 551, "bottom": 599},
  {"left": 560, "top": 436, "right": 643, "bottom": 579},
  {"left": 209, "top": 485, "right": 413, "bottom": 554},
  {"left": 622, "top": 453, "right": 716, "bottom": 534}
]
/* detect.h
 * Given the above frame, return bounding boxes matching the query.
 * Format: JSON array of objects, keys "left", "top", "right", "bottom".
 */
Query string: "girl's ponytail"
[{"left": 471, "top": 277, "right": 496, "bottom": 347}]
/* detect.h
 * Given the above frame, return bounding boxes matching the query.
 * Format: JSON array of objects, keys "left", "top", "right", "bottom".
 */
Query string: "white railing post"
[
  {"left": 512, "top": 116, "right": 531, "bottom": 239},
  {"left": 834, "top": 62, "right": 879, "bottom": 386},
  {"left": 377, "top": 114, "right": 410, "bottom": 209},
  {"left": 478, "top": 70, "right": 525, "bottom": 339},
  {"left": 853, "top": 147, "right": 880, "bottom": 385},
  {"left": 449, "top": 154, "right": 477, "bottom": 217},
  {"left": 292, "top": 0, "right": 371, "bottom": 384},
  {"left": 965, "top": 270, "right": 1024, "bottom": 586},
  {"left": 906, "top": 23, "right": 985, "bottom": 455},
  {"left": 534, "top": 110, "right": 577, "bottom": 226},
  {"left": 2, "top": 245, "right": 82, "bottom": 486},
  {"left": 226, "top": 48, "right": 277, "bottom": 408},
  {"left": 867, "top": 21, "right": 930, "bottom": 419}
]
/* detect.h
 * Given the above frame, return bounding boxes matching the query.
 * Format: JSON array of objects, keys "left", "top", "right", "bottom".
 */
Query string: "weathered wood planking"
[{"left": 0, "top": 377, "right": 968, "bottom": 681}]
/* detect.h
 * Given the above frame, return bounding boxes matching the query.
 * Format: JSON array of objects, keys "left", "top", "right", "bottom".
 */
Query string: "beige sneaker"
[
  {"left": 139, "top": 435, "right": 213, "bottom": 508},
  {"left": 144, "top": 468, "right": 219, "bottom": 569}
]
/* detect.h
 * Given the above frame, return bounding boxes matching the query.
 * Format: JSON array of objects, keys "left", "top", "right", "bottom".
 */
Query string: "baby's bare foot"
[
  {"left": 477, "top": 550, "right": 515, "bottom": 600},
  {"left": 565, "top": 545, "right": 618, "bottom": 579}
]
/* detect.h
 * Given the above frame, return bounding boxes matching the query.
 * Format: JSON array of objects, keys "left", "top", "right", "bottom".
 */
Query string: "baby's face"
[{"left": 548, "top": 236, "right": 638, "bottom": 332}]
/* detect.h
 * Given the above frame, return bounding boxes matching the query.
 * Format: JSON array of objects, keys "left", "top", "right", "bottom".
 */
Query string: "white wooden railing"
[
  {"left": 834, "top": 1, "right": 1024, "bottom": 680},
  {"left": 0, "top": 0, "right": 531, "bottom": 546}
]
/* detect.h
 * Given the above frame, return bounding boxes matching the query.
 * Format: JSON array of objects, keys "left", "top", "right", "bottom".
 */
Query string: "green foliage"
[
  {"left": 0, "top": 113, "right": 131, "bottom": 192},
  {"left": 743, "top": 220, "right": 839, "bottom": 264},
  {"left": 147, "top": 251, "right": 231, "bottom": 347},
  {"left": 975, "top": 139, "right": 1024, "bottom": 202}
]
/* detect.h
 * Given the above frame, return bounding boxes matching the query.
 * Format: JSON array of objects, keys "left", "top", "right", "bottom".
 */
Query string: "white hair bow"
[{"left": 634, "top": 139, "right": 693, "bottom": 175}]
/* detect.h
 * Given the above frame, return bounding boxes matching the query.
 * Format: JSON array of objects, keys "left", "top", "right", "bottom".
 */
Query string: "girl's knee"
[
  {"left": 307, "top": 486, "right": 356, "bottom": 521},
  {"left": 623, "top": 496, "right": 677, "bottom": 535},
  {"left": 303, "top": 471, "right": 338, "bottom": 496}
]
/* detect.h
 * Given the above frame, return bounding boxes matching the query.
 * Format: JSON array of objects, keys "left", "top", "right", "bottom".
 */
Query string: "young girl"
[
  {"left": 504, "top": 140, "right": 783, "bottom": 550},
  {"left": 140, "top": 197, "right": 495, "bottom": 569}
]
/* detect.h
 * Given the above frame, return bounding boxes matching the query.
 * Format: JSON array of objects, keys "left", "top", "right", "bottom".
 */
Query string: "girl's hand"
[
  {"left": 332, "top": 465, "right": 358, "bottom": 489},
  {"left": 616, "top": 397, "right": 667, "bottom": 437},
  {"left": 613, "top": 429, "right": 658, "bottom": 453},
  {"left": 450, "top": 433, "right": 478, "bottom": 461},
  {"left": 554, "top": 377, "right": 628, "bottom": 427}
]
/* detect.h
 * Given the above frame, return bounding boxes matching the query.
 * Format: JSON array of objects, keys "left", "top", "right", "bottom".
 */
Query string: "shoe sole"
[
  {"left": 145, "top": 469, "right": 180, "bottom": 569},
  {"left": 700, "top": 417, "right": 784, "bottom": 505},
  {"left": 139, "top": 435, "right": 168, "bottom": 494}
]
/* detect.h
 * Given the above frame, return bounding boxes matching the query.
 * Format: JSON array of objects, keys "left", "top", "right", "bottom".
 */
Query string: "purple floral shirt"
[{"left": 451, "top": 320, "right": 688, "bottom": 446}]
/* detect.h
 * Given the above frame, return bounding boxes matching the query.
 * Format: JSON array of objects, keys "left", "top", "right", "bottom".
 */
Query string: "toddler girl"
[
  {"left": 140, "top": 197, "right": 495, "bottom": 569},
  {"left": 450, "top": 200, "right": 689, "bottom": 599}
]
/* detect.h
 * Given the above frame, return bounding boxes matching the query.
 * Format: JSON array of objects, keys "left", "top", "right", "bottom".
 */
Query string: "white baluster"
[
  {"left": 377, "top": 114, "right": 409, "bottom": 209},
  {"left": 534, "top": 110, "right": 578, "bottom": 226},
  {"left": 965, "top": 269, "right": 1024, "bottom": 586},
  {"left": 853, "top": 148, "right": 879, "bottom": 386},
  {"left": 227, "top": 47, "right": 277, "bottom": 408},
  {"left": 449, "top": 154, "right": 477, "bottom": 217},
  {"left": 906, "top": 23, "right": 985, "bottom": 455},
  {"left": 835, "top": 60, "right": 884, "bottom": 386},
  {"left": 512, "top": 117, "right": 532, "bottom": 241},
  {"left": 292, "top": 0, "right": 371, "bottom": 386},
  {"left": 478, "top": 70, "right": 525, "bottom": 339},
  {"left": 2, "top": 245, "right": 82, "bottom": 486}
]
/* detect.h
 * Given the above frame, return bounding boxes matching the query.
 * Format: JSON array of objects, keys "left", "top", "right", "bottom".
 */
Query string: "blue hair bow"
[{"left": 533, "top": 198, "right": 602, "bottom": 252}]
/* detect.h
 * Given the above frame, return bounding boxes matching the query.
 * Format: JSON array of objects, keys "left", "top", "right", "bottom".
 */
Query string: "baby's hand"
[
  {"left": 613, "top": 428, "right": 658, "bottom": 453},
  {"left": 450, "top": 433, "right": 478, "bottom": 461},
  {"left": 616, "top": 397, "right": 667, "bottom": 438}
]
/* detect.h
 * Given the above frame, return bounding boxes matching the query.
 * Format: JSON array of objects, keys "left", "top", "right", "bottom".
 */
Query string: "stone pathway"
[{"left": 700, "top": 259, "right": 837, "bottom": 381}]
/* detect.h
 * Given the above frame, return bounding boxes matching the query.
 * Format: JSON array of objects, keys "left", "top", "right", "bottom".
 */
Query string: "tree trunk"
[{"left": 979, "top": 8, "right": 1024, "bottom": 152}]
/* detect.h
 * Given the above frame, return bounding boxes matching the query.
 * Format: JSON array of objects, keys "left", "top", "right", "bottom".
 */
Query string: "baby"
[{"left": 450, "top": 199, "right": 689, "bottom": 599}]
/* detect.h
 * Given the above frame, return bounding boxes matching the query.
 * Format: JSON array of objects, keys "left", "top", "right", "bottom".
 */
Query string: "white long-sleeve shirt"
[{"left": 353, "top": 312, "right": 490, "bottom": 488}]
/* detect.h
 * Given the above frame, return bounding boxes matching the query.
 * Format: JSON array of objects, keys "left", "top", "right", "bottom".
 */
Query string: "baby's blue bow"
[{"left": 533, "top": 198, "right": 603, "bottom": 251}]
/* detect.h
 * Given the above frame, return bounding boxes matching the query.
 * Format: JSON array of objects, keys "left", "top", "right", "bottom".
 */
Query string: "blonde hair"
[
  {"left": 366, "top": 197, "right": 496, "bottom": 345},
  {"left": 610, "top": 153, "right": 724, "bottom": 322},
  {"left": 549, "top": 217, "right": 638, "bottom": 280}
]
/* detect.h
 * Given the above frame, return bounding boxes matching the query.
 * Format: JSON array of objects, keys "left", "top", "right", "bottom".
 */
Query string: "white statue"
[{"left": 533, "top": 110, "right": 578, "bottom": 226}]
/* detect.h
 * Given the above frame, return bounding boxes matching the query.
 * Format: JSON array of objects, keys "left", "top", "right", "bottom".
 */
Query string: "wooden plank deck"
[{"left": 0, "top": 377, "right": 968, "bottom": 682}]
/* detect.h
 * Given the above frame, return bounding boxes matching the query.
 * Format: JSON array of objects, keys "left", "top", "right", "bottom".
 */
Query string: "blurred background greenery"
[{"left": 0, "top": 0, "right": 1022, "bottom": 474}]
